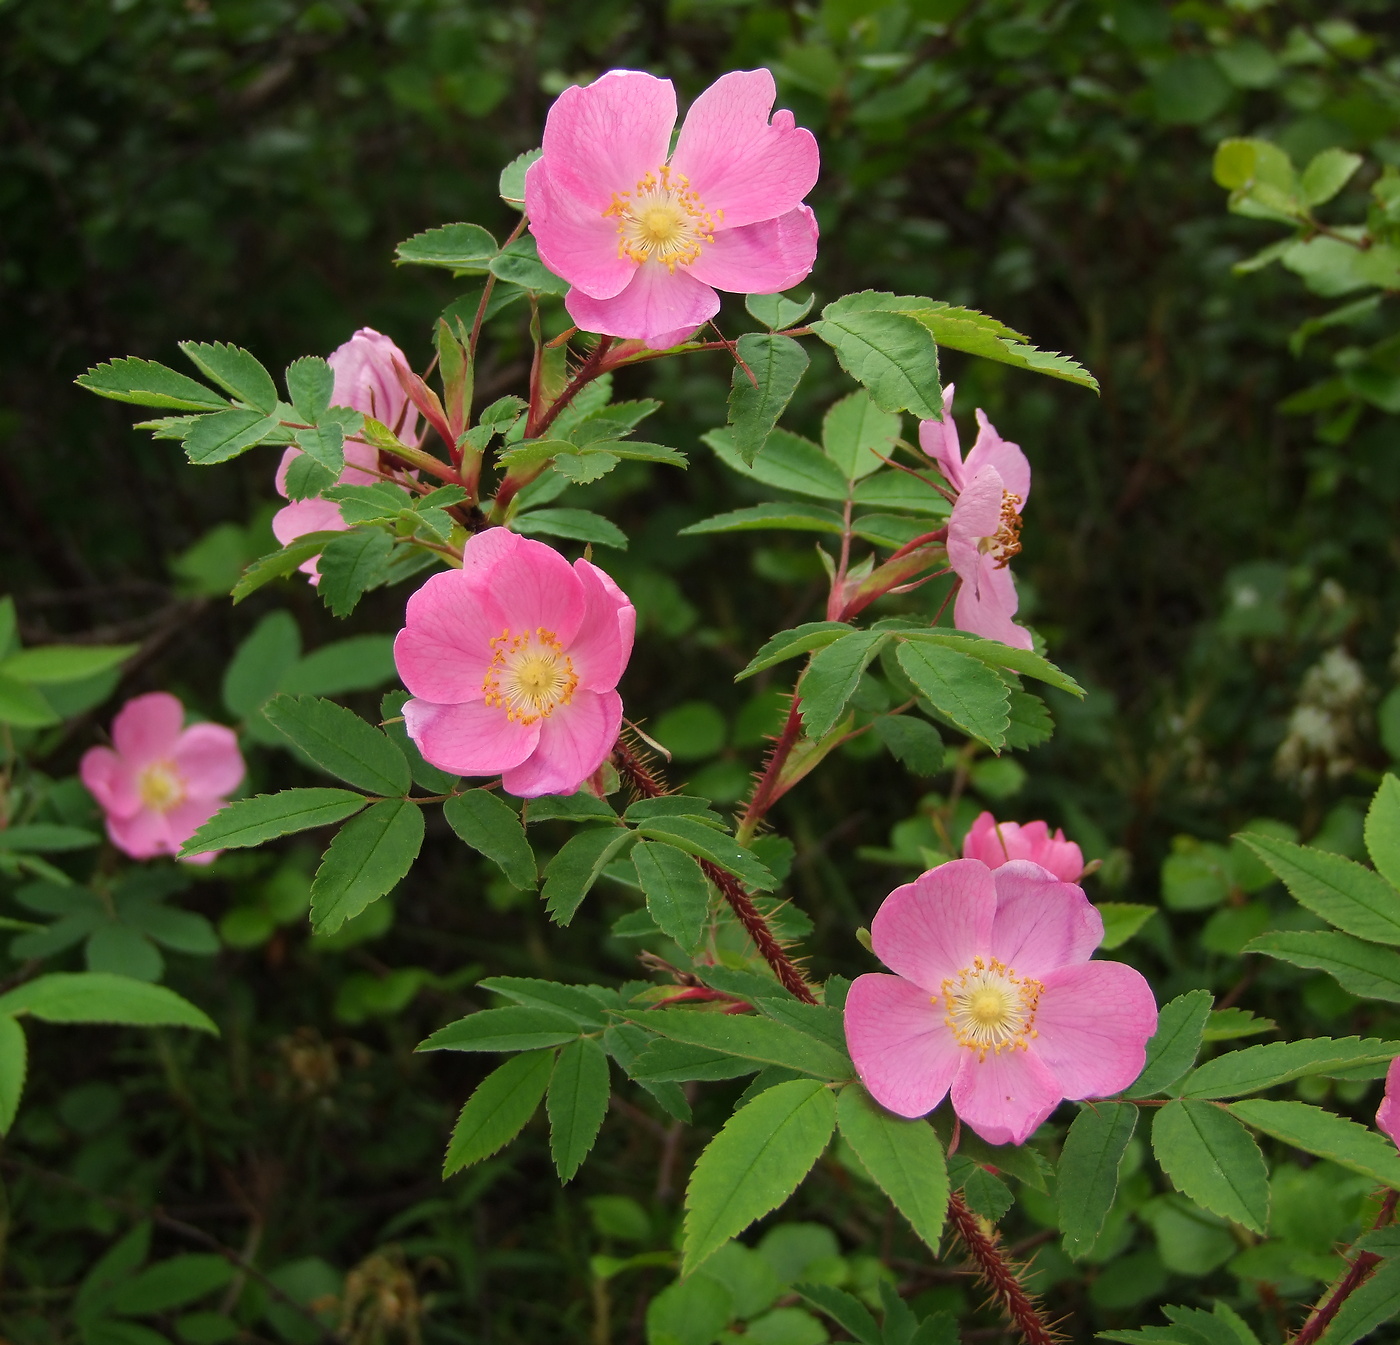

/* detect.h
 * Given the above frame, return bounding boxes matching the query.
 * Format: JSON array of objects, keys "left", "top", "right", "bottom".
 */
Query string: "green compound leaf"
[
  {"left": 419, "top": 1005, "right": 581, "bottom": 1054},
  {"left": 308, "top": 799, "right": 424, "bottom": 934},
  {"left": 1236, "top": 833, "right": 1400, "bottom": 944},
  {"left": 395, "top": 222, "right": 499, "bottom": 273},
  {"left": 547, "top": 1036, "right": 611, "bottom": 1183},
  {"left": 728, "top": 333, "right": 809, "bottom": 465},
  {"left": 1058, "top": 1102, "right": 1137, "bottom": 1259},
  {"left": 898, "top": 629, "right": 1084, "bottom": 696},
  {"left": 811, "top": 295, "right": 943, "bottom": 420},
  {"left": 444, "top": 790, "right": 537, "bottom": 891},
  {"left": 895, "top": 641, "right": 1009, "bottom": 750},
  {"left": 631, "top": 817, "right": 776, "bottom": 892},
  {"left": 1151, "top": 1100, "right": 1269, "bottom": 1234},
  {"left": 0, "top": 972, "right": 217, "bottom": 1034},
  {"left": 543, "top": 827, "right": 636, "bottom": 926},
  {"left": 799, "top": 631, "right": 889, "bottom": 739},
  {"left": 477, "top": 977, "right": 609, "bottom": 1029},
  {"left": 635, "top": 1009, "right": 852, "bottom": 1080},
  {"left": 632, "top": 840, "right": 711, "bottom": 952},
  {"left": 835, "top": 1084, "right": 948, "bottom": 1255},
  {"left": 178, "top": 341, "right": 279, "bottom": 412},
  {"left": 181, "top": 789, "right": 368, "bottom": 856},
  {"left": 1181, "top": 1036, "right": 1400, "bottom": 1100},
  {"left": 736, "top": 622, "right": 852, "bottom": 681},
  {"left": 263, "top": 694, "right": 411, "bottom": 796},
  {"left": 443, "top": 1049, "right": 554, "bottom": 1176},
  {"left": 182, "top": 409, "right": 281, "bottom": 465},
  {"left": 1245, "top": 930, "right": 1400, "bottom": 1002},
  {"left": 77, "top": 357, "right": 229, "bottom": 412},
  {"left": 1228, "top": 1099, "right": 1400, "bottom": 1189},
  {"left": 1127, "top": 989, "right": 1213, "bottom": 1097},
  {"left": 682, "top": 1078, "right": 837, "bottom": 1274},
  {"left": 1366, "top": 774, "right": 1400, "bottom": 891}
]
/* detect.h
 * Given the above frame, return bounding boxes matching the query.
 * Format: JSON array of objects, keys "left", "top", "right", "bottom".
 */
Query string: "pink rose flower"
[
  {"left": 393, "top": 529, "right": 636, "bottom": 797},
  {"left": 963, "top": 811, "right": 1084, "bottom": 883},
  {"left": 525, "top": 68, "right": 819, "bottom": 350},
  {"left": 844, "top": 858, "right": 1157, "bottom": 1145},
  {"left": 1378, "top": 1057, "right": 1400, "bottom": 1147},
  {"left": 272, "top": 327, "right": 422, "bottom": 581},
  {"left": 79, "top": 692, "right": 245, "bottom": 865}
]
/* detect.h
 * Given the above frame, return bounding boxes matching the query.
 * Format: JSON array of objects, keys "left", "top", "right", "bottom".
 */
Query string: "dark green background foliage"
[{"left": 6, "top": 0, "right": 1400, "bottom": 1341}]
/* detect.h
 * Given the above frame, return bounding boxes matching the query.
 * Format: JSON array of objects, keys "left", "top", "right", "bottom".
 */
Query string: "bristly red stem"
[
  {"left": 945, "top": 1190, "right": 1060, "bottom": 1345},
  {"left": 1292, "top": 1189, "right": 1398, "bottom": 1345},
  {"left": 737, "top": 698, "right": 804, "bottom": 844}
]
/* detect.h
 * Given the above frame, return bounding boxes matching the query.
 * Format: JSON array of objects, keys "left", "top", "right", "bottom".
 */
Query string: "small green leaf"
[
  {"left": 908, "top": 305, "right": 1098, "bottom": 392},
  {"left": 77, "top": 357, "right": 229, "bottom": 412},
  {"left": 419, "top": 1005, "right": 581, "bottom": 1053},
  {"left": 636, "top": 1009, "right": 851, "bottom": 1079},
  {"left": 1095, "top": 903, "right": 1155, "bottom": 950},
  {"left": 794, "top": 1285, "right": 881, "bottom": 1345},
  {"left": 822, "top": 390, "right": 901, "bottom": 482},
  {"left": 703, "top": 427, "right": 849, "bottom": 501},
  {"left": 0, "top": 972, "right": 217, "bottom": 1034},
  {"left": 110, "top": 1256, "right": 234, "bottom": 1315},
  {"left": 295, "top": 421, "right": 345, "bottom": 475},
  {"left": 633, "top": 841, "right": 711, "bottom": 952},
  {"left": 1366, "top": 774, "right": 1400, "bottom": 890},
  {"left": 280, "top": 635, "right": 398, "bottom": 699},
  {"left": 1058, "top": 1102, "right": 1137, "bottom": 1258},
  {"left": 182, "top": 409, "right": 281, "bottom": 465},
  {"left": 0, "top": 675, "right": 59, "bottom": 728},
  {"left": 728, "top": 333, "right": 809, "bottom": 464},
  {"left": 489, "top": 235, "right": 569, "bottom": 294},
  {"left": 395, "top": 222, "right": 500, "bottom": 272},
  {"left": 444, "top": 790, "right": 537, "bottom": 890},
  {"left": 736, "top": 622, "right": 853, "bottom": 680},
  {"left": 222, "top": 610, "right": 301, "bottom": 717},
  {"left": 0, "top": 643, "right": 137, "bottom": 685},
  {"left": 800, "top": 632, "right": 888, "bottom": 739},
  {"left": 899, "top": 629, "right": 1084, "bottom": 696},
  {"left": 632, "top": 817, "right": 775, "bottom": 892},
  {"left": 1300, "top": 147, "right": 1363, "bottom": 207},
  {"left": 543, "top": 827, "right": 636, "bottom": 925},
  {"left": 1246, "top": 930, "right": 1400, "bottom": 1001},
  {"left": 231, "top": 532, "right": 344, "bottom": 603},
  {"left": 811, "top": 296, "right": 943, "bottom": 419},
  {"left": 630, "top": 1039, "right": 759, "bottom": 1082},
  {"left": 680, "top": 503, "right": 845, "bottom": 537},
  {"left": 178, "top": 341, "right": 279, "bottom": 412},
  {"left": 1181, "top": 1036, "right": 1400, "bottom": 1100},
  {"left": 895, "top": 642, "right": 1009, "bottom": 750},
  {"left": 1127, "top": 989, "right": 1213, "bottom": 1097},
  {"left": 512, "top": 508, "right": 628, "bottom": 550},
  {"left": 872, "top": 715, "right": 944, "bottom": 775},
  {"left": 263, "top": 694, "right": 411, "bottom": 795},
  {"left": 316, "top": 528, "right": 395, "bottom": 618},
  {"left": 478, "top": 976, "right": 610, "bottom": 1028},
  {"left": 309, "top": 799, "right": 424, "bottom": 933},
  {"left": 746, "top": 291, "right": 815, "bottom": 331},
  {"left": 499, "top": 149, "right": 542, "bottom": 209},
  {"left": 1228, "top": 1098, "right": 1400, "bottom": 1189},
  {"left": 0, "top": 824, "right": 99, "bottom": 853},
  {"left": 548, "top": 1037, "right": 611, "bottom": 1182},
  {"left": 0, "top": 1017, "right": 26, "bottom": 1134},
  {"left": 285, "top": 355, "right": 334, "bottom": 422},
  {"left": 181, "top": 789, "right": 368, "bottom": 855},
  {"left": 443, "top": 1049, "right": 554, "bottom": 1176},
  {"left": 682, "top": 1078, "right": 837, "bottom": 1274},
  {"left": 1151, "top": 1100, "right": 1269, "bottom": 1233},
  {"left": 1321, "top": 1255, "right": 1400, "bottom": 1345}
]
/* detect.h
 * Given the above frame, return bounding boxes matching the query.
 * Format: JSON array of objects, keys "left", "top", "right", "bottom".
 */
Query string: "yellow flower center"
[
  {"left": 604, "top": 165, "right": 720, "bottom": 271},
  {"left": 482, "top": 627, "right": 579, "bottom": 726},
  {"left": 137, "top": 760, "right": 186, "bottom": 814},
  {"left": 977, "top": 491, "right": 1023, "bottom": 568},
  {"left": 939, "top": 956, "right": 1042, "bottom": 1060}
]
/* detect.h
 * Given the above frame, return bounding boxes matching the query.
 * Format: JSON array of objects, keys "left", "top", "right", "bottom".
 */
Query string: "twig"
[
  {"left": 945, "top": 1190, "right": 1060, "bottom": 1345},
  {"left": 1292, "top": 1189, "right": 1399, "bottom": 1345}
]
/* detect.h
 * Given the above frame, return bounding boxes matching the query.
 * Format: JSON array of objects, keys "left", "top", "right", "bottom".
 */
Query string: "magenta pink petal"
[
  {"left": 401, "top": 697, "right": 540, "bottom": 777},
  {"left": 526, "top": 161, "right": 638, "bottom": 301},
  {"left": 79, "top": 746, "right": 137, "bottom": 816},
  {"left": 845, "top": 973, "right": 963, "bottom": 1118},
  {"left": 1031, "top": 961, "right": 1159, "bottom": 1099},
  {"left": 951, "top": 1045, "right": 1063, "bottom": 1145},
  {"left": 461, "top": 526, "right": 521, "bottom": 577},
  {"left": 918, "top": 384, "right": 963, "bottom": 489},
  {"left": 500, "top": 688, "right": 622, "bottom": 797},
  {"left": 272, "top": 497, "right": 347, "bottom": 548},
  {"left": 107, "top": 807, "right": 175, "bottom": 861},
  {"left": 987, "top": 862, "right": 1102, "bottom": 978},
  {"left": 171, "top": 724, "right": 245, "bottom": 798},
  {"left": 540, "top": 70, "right": 677, "bottom": 211},
  {"left": 963, "top": 410, "right": 1030, "bottom": 506},
  {"left": 687, "top": 205, "right": 818, "bottom": 295},
  {"left": 954, "top": 558, "right": 1031, "bottom": 650},
  {"left": 1379, "top": 1057, "right": 1400, "bottom": 1148},
  {"left": 394, "top": 571, "right": 502, "bottom": 705},
  {"left": 566, "top": 560, "right": 634, "bottom": 691},
  {"left": 669, "top": 70, "right": 820, "bottom": 229},
  {"left": 869, "top": 859, "right": 997, "bottom": 992},
  {"left": 111, "top": 692, "right": 185, "bottom": 765},
  {"left": 566, "top": 263, "right": 720, "bottom": 349},
  {"left": 488, "top": 541, "right": 587, "bottom": 644}
]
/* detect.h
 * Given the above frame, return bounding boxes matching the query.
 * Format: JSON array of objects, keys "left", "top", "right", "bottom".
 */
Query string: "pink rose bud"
[
  {"left": 526, "top": 68, "right": 820, "bottom": 350},
  {"left": 80, "top": 692, "right": 245, "bottom": 865},
  {"left": 393, "top": 529, "right": 636, "bottom": 798},
  {"left": 963, "top": 811, "right": 1084, "bottom": 883},
  {"left": 844, "top": 858, "right": 1157, "bottom": 1145}
]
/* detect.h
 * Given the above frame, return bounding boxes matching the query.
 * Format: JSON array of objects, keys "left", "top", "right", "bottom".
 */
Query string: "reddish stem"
[
  {"left": 737, "top": 699, "right": 804, "bottom": 843},
  {"left": 1292, "top": 1189, "right": 1399, "bottom": 1345},
  {"left": 945, "top": 1191, "right": 1059, "bottom": 1345}
]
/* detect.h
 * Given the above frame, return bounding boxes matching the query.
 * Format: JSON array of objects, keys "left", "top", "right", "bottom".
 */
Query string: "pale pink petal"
[
  {"left": 271, "top": 497, "right": 347, "bottom": 547},
  {"left": 1378, "top": 1058, "right": 1400, "bottom": 1148},
  {"left": 275, "top": 446, "right": 299, "bottom": 499},
  {"left": 395, "top": 570, "right": 501, "bottom": 705},
  {"left": 1031, "top": 961, "right": 1159, "bottom": 1099},
  {"left": 687, "top": 205, "right": 818, "bottom": 295},
  {"left": 566, "top": 560, "right": 635, "bottom": 691},
  {"left": 172, "top": 724, "right": 245, "bottom": 798},
  {"left": 80, "top": 746, "right": 139, "bottom": 817},
  {"left": 964, "top": 816, "right": 1084, "bottom": 883},
  {"left": 111, "top": 693, "right": 184, "bottom": 766},
  {"left": 500, "top": 689, "right": 622, "bottom": 798},
  {"left": 951, "top": 1046, "right": 1063, "bottom": 1146},
  {"left": 489, "top": 539, "right": 587, "bottom": 644},
  {"left": 329, "top": 329, "right": 420, "bottom": 445},
  {"left": 163, "top": 795, "right": 224, "bottom": 860},
  {"left": 987, "top": 862, "right": 1102, "bottom": 978},
  {"left": 845, "top": 973, "right": 963, "bottom": 1118},
  {"left": 963, "top": 410, "right": 1030, "bottom": 507},
  {"left": 107, "top": 808, "right": 174, "bottom": 861},
  {"left": 401, "top": 697, "right": 540, "bottom": 777},
  {"left": 566, "top": 263, "right": 720, "bottom": 349},
  {"left": 669, "top": 70, "right": 819, "bottom": 229},
  {"left": 869, "top": 859, "right": 997, "bottom": 993},
  {"left": 962, "top": 811, "right": 1006, "bottom": 867},
  {"left": 1034, "top": 831, "right": 1085, "bottom": 883},
  {"left": 918, "top": 384, "right": 963, "bottom": 490},
  {"left": 945, "top": 466, "right": 1005, "bottom": 582},
  {"left": 539, "top": 70, "right": 677, "bottom": 211},
  {"left": 462, "top": 526, "right": 522, "bottom": 577},
  {"left": 953, "top": 558, "right": 1031, "bottom": 650},
  {"left": 526, "top": 161, "right": 638, "bottom": 301},
  {"left": 340, "top": 438, "right": 386, "bottom": 484}
]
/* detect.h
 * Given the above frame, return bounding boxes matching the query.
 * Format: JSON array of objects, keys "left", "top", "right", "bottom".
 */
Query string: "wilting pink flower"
[
  {"left": 929, "top": 393, "right": 1030, "bottom": 651},
  {"left": 273, "top": 328, "right": 421, "bottom": 580},
  {"left": 964, "top": 811, "right": 1084, "bottom": 883},
  {"left": 394, "top": 529, "right": 635, "bottom": 797},
  {"left": 844, "top": 858, "right": 1156, "bottom": 1145},
  {"left": 1379, "top": 1057, "right": 1400, "bottom": 1147},
  {"left": 80, "top": 693, "right": 244, "bottom": 865},
  {"left": 526, "top": 68, "right": 819, "bottom": 350}
]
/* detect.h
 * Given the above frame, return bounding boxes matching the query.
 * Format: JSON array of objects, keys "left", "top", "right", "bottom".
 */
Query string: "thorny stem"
[
  {"left": 736, "top": 698, "right": 804, "bottom": 846},
  {"left": 526, "top": 335, "right": 617, "bottom": 441},
  {"left": 471, "top": 215, "right": 529, "bottom": 359},
  {"left": 1292, "top": 1189, "right": 1399, "bottom": 1345},
  {"left": 945, "top": 1190, "right": 1060, "bottom": 1345}
]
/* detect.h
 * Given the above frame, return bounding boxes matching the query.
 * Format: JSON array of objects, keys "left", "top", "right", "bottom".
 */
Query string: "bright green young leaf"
[
  {"left": 682, "top": 1078, "right": 838, "bottom": 1274},
  {"left": 0, "top": 1016, "right": 26, "bottom": 1134},
  {"left": 394, "top": 222, "right": 499, "bottom": 272},
  {"left": 1096, "top": 903, "right": 1156, "bottom": 950},
  {"left": 0, "top": 643, "right": 136, "bottom": 685},
  {"left": 512, "top": 508, "right": 629, "bottom": 550},
  {"left": 908, "top": 305, "right": 1099, "bottom": 392},
  {"left": 703, "top": 428, "right": 849, "bottom": 501},
  {"left": 443, "top": 1049, "right": 554, "bottom": 1176},
  {"left": 231, "top": 532, "right": 344, "bottom": 603},
  {"left": 1238, "top": 833, "right": 1400, "bottom": 944},
  {"left": 736, "top": 622, "right": 852, "bottom": 680},
  {"left": 1300, "top": 147, "right": 1363, "bottom": 207},
  {"left": 222, "top": 610, "right": 301, "bottom": 717},
  {"left": 543, "top": 827, "right": 636, "bottom": 926},
  {"left": 729, "top": 333, "right": 809, "bottom": 464},
  {"left": 262, "top": 694, "right": 411, "bottom": 796},
  {"left": 1366, "top": 774, "right": 1400, "bottom": 890},
  {"left": 548, "top": 1036, "right": 611, "bottom": 1182},
  {"left": 800, "top": 632, "right": 888, "bottom": 739},
  {"left": 444, "top": 790, "right": 537, "bottom": 890},
  {"left": 76, "top": 357, "right": 229, "bottom": 412},
  {"left": 635, "top": 1009, "right": 851, "bottom": 1079},
  {"left": 419, "top": 1005, "right": 581, "bottom": 1054},
  {"left": 1127, "top": 989, "right": 1213, "bottom": 1097},
  {"left": 1058, "top": 1102, "right": 1137, "bottom": 1258},
  {"left": 632, "top": 817, "right": 776, "bottom": 892},
  {"left": 680, "top": 503, "right": 845, "bottom": 537},
  {"left": 1245, "top": 930, "right": 1400, "bottom": 1001},
  {"left": 895, "top": 642, "right": 1010, "bottom": 750},
  {"left": 822, "top": 390, "right": 900, "bottom": 482},
  {"left": 181, "top": 789, "right": 368, "bottom": 855},
  {"left": 1151, "top": 1100, "right": 1269, "bottom": 1233},
  {"left": 499, "top": 150, "right": 541, "bottom": 209},
  {"left": 632, "top": 840, "right": 711, "bottom": 952},
  {"left": 316, "top": 528, "right": 395, "bottom": 617},
  {"left": 178, "top": 341, "right": 279, "bottom": 412},
  {"left": 835, "top": 1084, "right": 948, "bottom": 1254},
  {"left": 811, "top": 294, "right": 943, "bottom": 420},
  {"left": 1228, "top": 1099, "right": 1400, "bottom": 1189},
  {"left": 0, "top": 972, "right": 217, "bottom": 1034},
  {"left": 308, "top": 799, "right": 424, "bottom": 933},
  {"left": 746, "top": 291, "right": 815, "bottom": 331},
  {"left": 1181, "top": 1036, "right": 1400, "bottom": 1100},
  {"left": 182, "top": 409, "right": 281, "bottom": 465}
]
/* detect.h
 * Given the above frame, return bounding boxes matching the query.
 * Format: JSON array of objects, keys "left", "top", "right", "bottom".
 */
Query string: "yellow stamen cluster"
[
  {"left": 978, "top": 491, "right": 1023, "bottom": 568},
  {"left": 482, "top": 627, "right": 578, "bottom": 725},
  {"left": 137, "top": 761, "right": 186, "bottom": 814},
  {"left": 604, "top": 165, "right": 720, "bottom": 271},
  {"left": 937, "top": 955, "right": 1042, "bottom": 1060}
]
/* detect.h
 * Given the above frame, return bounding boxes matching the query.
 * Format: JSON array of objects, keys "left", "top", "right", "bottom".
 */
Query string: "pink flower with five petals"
[
  {"left": 844, "top": 858, "right": 1156, "bottom": 1145},
  {"left": 525, "top": 68, "right": 819, "bottom": 350},
  {"left": 963, "top": 811, "right": 1084, "bottom": 883},
  {"left": 80, "top": 692, "right": 245, "bottom": 865},
  {"left": 272, "top": 327, "right": 422, "bottom": 581},
  {"left": 393, "top": 529, "right": 636, "bottom": 798}
]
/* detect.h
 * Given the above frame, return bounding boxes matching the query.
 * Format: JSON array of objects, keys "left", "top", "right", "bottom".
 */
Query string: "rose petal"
[
  {"left": 1030, "top": 961, "right": 1159, "bottom": 1100},
  {"left": 500, "top": 688, "right": 622, "bottom": 798},
  {"left": 394, "top": 569, "right": 502, "bottom": 705},
  {"left": 172, "top": 723, "right": 245, "bottom": 799},
  {"left": 566, "top": 559, "right": 634, "bottom": 691},
  {"left": 869, "top": 859, "right": 997, "bottom": 992},
  {"left": 844, "top": 973, "right": 963, "bottom": 1118},
  {"left": 687, "top": 205, "right": 818, "bottom": 295},
  {"left": 963, "top": 410, "right": 1030, "bottom": 507},
  {"left": 526, "top": 160, "right": 638, "bottom": 301},
  {"left": 953, "top": 558, "right": 1031, "bottom": 649},
  {"left": 566, "top": 263, "right": 720, "bottom": 349},
  {"left": 488, "top": 538, "right": 587, "bottom": 644},
  {"left": 988, "top": 862, "right": 1102, "bottom": 978},
  {"left": 111, "top": 692, "right": 185, "bottom": 765},
  {"left": 951, "top": 1045, "right": 1063, "bottom": 1146},
  {"left": 80, "top": 746, "right": 139, "bottom": 817},
  {"left": 401, "top": 697, "right": 540, "bottom": 777},
  {"left": 918, "top": 384, "right": 963, "bottom": 489},
  {"left": 1378, "top": 1057, "right": 1400, "bottom": 1149}
]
